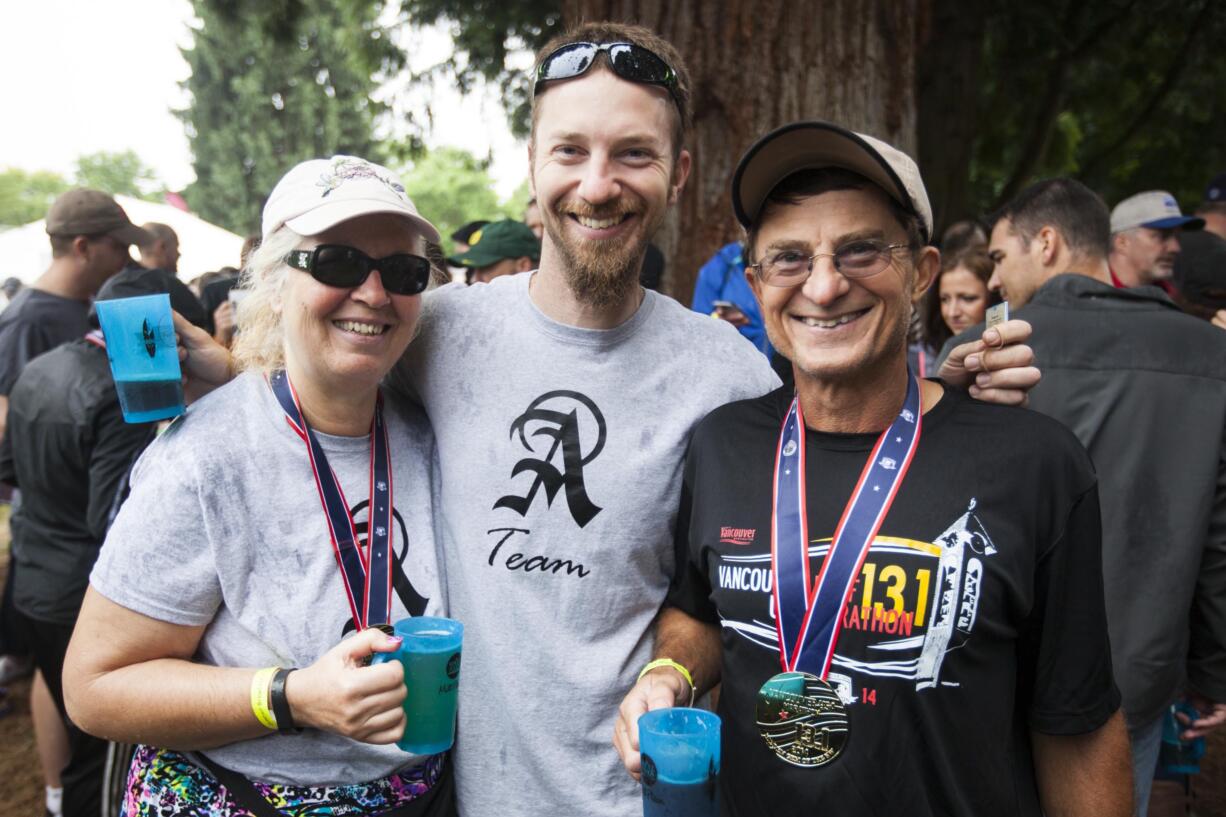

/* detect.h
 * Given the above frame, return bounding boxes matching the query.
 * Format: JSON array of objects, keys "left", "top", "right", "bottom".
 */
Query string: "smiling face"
[
  {"left": 747, "top": 185, "right": 935, "bottom": 385},
  {"left": 938, "top": 265, "right": 989, "bottom": 333},
  {"left": 278, "top": 212, "right": 423, "bottom": 400},
  {"left": 530, "top": 69, "right": 690, "bottom": 307}
]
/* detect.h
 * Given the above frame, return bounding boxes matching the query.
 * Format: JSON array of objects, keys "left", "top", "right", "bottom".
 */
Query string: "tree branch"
[
  {"left": 992, "top": 0, "right": 1085, "bottom": 207},
  {"left": 1079, "top": 0, "right": 1211, "bottom": 181},
  {"left": 1070, "top": 0, "right": 1140, "bottom": 54},
  {"left": 991, "top": 0, "right": 1138, "bottom": 208}
]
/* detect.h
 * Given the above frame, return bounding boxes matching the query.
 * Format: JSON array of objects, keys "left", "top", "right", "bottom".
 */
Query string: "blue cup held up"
[
  {"left": 372, "top": 616, "right": 464, "bottom": 755},
  {"left": 95, "top": 293, "right": 185, "bottom": 423},
  {"left": 638, "top": 708, "right": 721, "bottom": 817}
]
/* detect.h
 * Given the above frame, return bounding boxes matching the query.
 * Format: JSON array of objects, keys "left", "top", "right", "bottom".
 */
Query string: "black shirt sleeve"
[
  {"left": 666, "top": 435, "right": 720, "bottom": 624},
  {"left": 1020, "top": 481, "right": 1122, "bottom": 734},
  {"left": 85, "top": 398, "right": 156, "bottom": 542},
  {"left": 0, "top": 320, "right": 49, "bottom": 395}
]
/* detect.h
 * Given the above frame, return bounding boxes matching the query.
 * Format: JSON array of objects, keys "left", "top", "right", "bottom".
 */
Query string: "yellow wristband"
[
  {"left": 638, "top": 658, "right": 696, "bottom": 706},
  {"left": 250, "top": 667, "right": 279, "bottom": 730}
]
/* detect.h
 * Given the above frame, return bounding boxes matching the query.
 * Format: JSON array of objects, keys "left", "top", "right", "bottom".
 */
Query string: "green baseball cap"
[{"left": 448, "top": 219, "right": 541, "bottom": 267}]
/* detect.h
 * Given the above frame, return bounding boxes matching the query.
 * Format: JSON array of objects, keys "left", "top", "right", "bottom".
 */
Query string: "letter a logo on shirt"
[{"left": 494, "top": 390, "right": 606, "bottom": 528}]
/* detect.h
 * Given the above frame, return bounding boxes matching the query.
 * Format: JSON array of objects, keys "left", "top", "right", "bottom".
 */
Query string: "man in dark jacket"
[
  {"left": 940, "top": 178, "right": 1226, "bottom": 816},
  {"left": 0, "top": 266, "right": 206, "bottom": 817}
]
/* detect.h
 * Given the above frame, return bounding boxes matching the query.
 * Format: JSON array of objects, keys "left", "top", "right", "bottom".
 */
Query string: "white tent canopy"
[{"left": 0, "top": 195, "right": 244, "bottom": 286}]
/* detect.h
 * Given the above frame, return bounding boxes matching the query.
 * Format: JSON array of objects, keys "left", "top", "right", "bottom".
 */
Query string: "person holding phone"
[{"left": 691, "top": 241, "right": 772, "bottom": 356}]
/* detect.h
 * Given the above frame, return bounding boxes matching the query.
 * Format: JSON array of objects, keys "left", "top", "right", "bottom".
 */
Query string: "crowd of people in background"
[{"left": 0, "top": 18, "right": 1223, "bottom": 817}]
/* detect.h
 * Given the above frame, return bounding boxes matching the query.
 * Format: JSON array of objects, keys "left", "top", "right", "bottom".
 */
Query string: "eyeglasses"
[
  {"left": 284, "top": 245, "right": 432, "bottom": 296},
  {"left": 534, "top": 42, "right": 681, "bottom": 111},
  {"left": 749, "top": 240, "right": 912, "bottom": 286}
]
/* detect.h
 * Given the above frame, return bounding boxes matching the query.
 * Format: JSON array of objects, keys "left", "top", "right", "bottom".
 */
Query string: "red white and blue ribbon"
[
  {"left": 770, "top": 371, "right": 922, "bottom": 678},
  {"left": 270, "top": 370, "right": 393, "bottom": 630}
]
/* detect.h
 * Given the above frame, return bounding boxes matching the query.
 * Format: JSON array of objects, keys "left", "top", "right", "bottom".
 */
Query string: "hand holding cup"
[{"left": 285, "top": 627, "right": 407, "bottom": 745}]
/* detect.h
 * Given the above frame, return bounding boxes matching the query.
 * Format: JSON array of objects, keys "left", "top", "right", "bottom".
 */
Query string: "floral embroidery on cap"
[{"left": 316, "top": 157, "right": 407, "bottom": 199}]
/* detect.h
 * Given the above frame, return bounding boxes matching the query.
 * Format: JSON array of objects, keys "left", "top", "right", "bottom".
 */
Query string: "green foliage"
[
  {"left": 399, "top": 0, "right": 562, "bottom": 137},
  {"left": 0, "top": 168, "right": 71, "bottom": 227},
  {"left": 401, "top": 147, "right": 526, "bottom": 255},
  {"left": 74, "top": 150, "right": 163, "bottom": 200},
  {"left": 180, "top": 0, "right": 404, "bottom": 235},
  {"left": 967, "top": 0, "right": 1225, "bottom": 215}
]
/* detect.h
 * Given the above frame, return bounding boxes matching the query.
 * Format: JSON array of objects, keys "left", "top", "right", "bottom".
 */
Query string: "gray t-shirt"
[
  {"left": 90, "top": 371, "right": 445, "bottom": 785},
  {"left": 393, "top": 273, "right": 778, "bottom": 817}
]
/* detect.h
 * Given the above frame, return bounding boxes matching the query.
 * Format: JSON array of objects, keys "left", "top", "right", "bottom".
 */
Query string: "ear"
[
  {"left": 744, "top": 263, "right": 766, "bottom": 310},
  {"left": 1037, "top": 226, "right": 1060, "bottom": 265},
  {"left": 72, "top": 235, "right": 91, "bottom": 258},
  {"left": 911, "top": 246, "right": 940, "bottom": 303},
  {"left": 668, "top": 149, "right": 692, "bottom": 206}
]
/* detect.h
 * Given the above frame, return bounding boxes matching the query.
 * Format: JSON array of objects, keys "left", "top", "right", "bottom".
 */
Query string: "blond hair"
[{"left": 230, "top": 227, "right": 302, "bottom": 374}]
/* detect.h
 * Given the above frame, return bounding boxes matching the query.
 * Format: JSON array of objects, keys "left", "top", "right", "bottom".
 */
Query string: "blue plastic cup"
[
  {"left": 95, "top": 294, "right": 184, "bottom": 423},
  {"left": 372, "top": 616, "right": 463, "bottom": 754},
  {"left": 639, "top": 708, "right": 720, "bottom": 817}
]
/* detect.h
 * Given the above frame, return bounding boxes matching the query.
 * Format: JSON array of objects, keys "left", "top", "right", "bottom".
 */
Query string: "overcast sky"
[{"left": 0, "top": 0, "right": 527, "bottom": 199}]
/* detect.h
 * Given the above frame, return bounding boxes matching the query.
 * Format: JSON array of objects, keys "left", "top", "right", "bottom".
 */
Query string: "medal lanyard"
[
  {"left": 770, "top": 371, "right": 922, "bottom": 678},
  {"left": 269, "top": 371, "right": 393, "bottom": 630}
]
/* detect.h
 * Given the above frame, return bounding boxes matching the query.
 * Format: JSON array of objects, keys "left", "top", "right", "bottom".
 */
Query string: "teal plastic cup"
[
  {"left": 94, "top": 293, "right": 184, "bottom": 423},
  {"left": 639, "top": 708, "right": 721, "bottom": 817},
  {"left": 373, "top": 616, "right": 463, "bottom": 754}
]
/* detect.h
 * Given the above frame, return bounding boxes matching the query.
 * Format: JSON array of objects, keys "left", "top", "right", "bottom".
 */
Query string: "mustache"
[{"left": 558, "top": 199, "right": 639, "bottom": 220}]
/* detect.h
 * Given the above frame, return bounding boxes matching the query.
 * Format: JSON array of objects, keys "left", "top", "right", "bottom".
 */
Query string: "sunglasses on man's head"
[
  {"left": 284, "top": 245, "right": 432, "bottom": 296},
  {"left": 533, "top": 41, "right": 681, "bottom": 111}
]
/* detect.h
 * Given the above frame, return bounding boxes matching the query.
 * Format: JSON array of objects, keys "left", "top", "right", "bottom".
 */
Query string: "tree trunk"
[
  {"left": 915, "top": 0, "right": 986, "bottom": 239},
  {"left": 560, "top": 0, "right": 924, "bottom": 303}
]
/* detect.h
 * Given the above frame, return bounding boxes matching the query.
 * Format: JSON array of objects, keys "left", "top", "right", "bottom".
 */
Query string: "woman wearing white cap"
[{"left": 62, "top": 156, "right": 455, "bottom": 816}]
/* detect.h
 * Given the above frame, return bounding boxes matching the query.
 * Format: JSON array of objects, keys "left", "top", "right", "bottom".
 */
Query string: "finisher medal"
[
  {"left": 759, "top": 371, "right": 922, "bottom": 767},
  {"left": 756, "top": 672, "right": 848, "bottom": 768}
]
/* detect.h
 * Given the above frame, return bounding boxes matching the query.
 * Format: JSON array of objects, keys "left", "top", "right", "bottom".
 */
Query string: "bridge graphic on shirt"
[{"left": 717, "top": 500, "right": 995, "bottom": 696}]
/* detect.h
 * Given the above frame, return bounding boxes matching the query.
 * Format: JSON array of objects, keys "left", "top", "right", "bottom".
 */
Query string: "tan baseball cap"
[
  {"left": 261, "top": 155, "right": 440, "bottom": 244},
  {"left": 1109, "top": 190, "right": 1204, "bottom": 233},
  {"left": 45, "top": 189, "right": 152, "bottom": 245},
  {"left": 732, "top": 121, "right": 933, "bottom": 244}
]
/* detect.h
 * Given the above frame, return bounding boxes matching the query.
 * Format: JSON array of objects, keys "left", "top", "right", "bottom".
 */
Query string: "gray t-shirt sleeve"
[{"left": 90, "top": 423, "right": 222, "bottom": 626}]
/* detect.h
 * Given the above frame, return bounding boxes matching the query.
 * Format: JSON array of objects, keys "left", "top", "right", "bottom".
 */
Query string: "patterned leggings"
[{"left": 121, "top": 744, "right": 445, "bottom": 817}]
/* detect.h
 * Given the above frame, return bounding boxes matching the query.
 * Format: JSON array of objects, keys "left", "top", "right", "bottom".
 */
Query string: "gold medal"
[{"left": 756, "top": 671, "right": 849, "bottom": 767}]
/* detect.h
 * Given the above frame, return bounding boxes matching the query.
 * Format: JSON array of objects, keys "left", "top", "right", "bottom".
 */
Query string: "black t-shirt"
[
  {"left": 668, "top": 385, "right": 1120, "bottom": 816},
  {"left": 0, "top": 287, "right": 91, "bottom": 394},
  {"left": 0, "top": 340, "right": 156, "bottom": 624}
]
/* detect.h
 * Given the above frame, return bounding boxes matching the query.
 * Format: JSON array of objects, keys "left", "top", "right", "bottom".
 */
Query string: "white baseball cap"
[
  {"left": 731, "top": 121, "right": 933, "bottom": 244},
  {"left": 261, "top": 155, "right": 441, "bottom": 244},
  {"left": 1110, "top": 190, "right": 1204, "bottom": 233}
]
